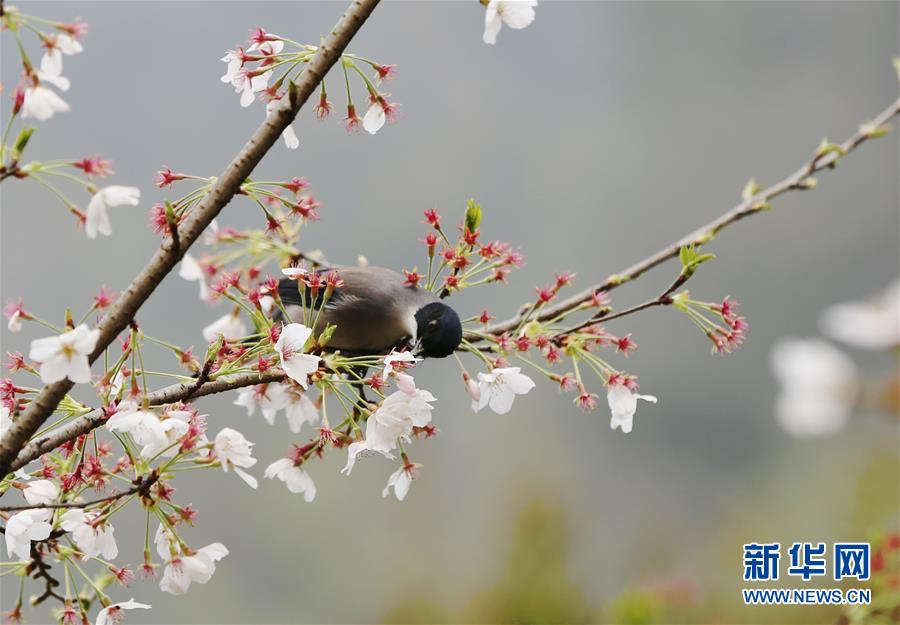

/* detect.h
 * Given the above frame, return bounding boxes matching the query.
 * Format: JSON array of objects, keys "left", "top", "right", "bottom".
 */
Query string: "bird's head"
[{"left": 414, "top": 302, "right": 462, "bottom": 358}]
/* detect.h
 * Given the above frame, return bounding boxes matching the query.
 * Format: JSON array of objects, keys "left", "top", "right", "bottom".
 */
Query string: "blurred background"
[{"left": 1, "top": 2, "right": 898, "bottom": 623}]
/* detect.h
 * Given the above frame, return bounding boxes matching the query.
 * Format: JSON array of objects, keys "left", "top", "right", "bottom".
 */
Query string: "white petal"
[
  {"left": 483, "top": 2, "right": 503, "bottom": 44},
  {"left": 362, "top": 103, "right": 386, "bottom": 135}
]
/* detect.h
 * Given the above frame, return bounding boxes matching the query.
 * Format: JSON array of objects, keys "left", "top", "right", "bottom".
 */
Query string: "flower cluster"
[
  {"left": 221, "top": 27, "right": 399, "bottom": 140},
  {"left": 413, "top": 200, "right": 524, "bottom": 295},
  {"left": 0, "top": 8, "right": 143, "bottom": 239}
]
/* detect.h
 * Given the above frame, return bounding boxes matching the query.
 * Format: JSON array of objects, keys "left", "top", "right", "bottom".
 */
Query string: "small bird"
[{"left": 278, "top": 266, "right": 463, "bottom": 358}]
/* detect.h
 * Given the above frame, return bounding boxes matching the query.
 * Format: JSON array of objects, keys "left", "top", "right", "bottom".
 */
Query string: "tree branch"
[
  {"left": 0, "top": 0, "right": 381, "bottom": 477},
  {"left": 0, "top": 472, "right": 160, "bottom": 512},
  {"left": 470, "top": 96, "right": 900, "bottom": 342},
  {"left": 9, "top": 371, "right": 286, "bottom": 472}
]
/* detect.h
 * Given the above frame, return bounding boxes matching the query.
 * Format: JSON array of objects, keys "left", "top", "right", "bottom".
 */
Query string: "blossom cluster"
[
  {"left": 220, "top": 27, "right": 399, "bottom": 142},
  {"left": 0, "top": 7, "right": 143, "bottom": 240}
]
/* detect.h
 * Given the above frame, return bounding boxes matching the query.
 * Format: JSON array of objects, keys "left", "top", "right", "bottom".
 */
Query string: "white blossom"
[
  {"left": 382, "top": 464, "right": 419, "bottom": 501},
  {"left": 95, "top": 598, "right": 151, "bottom": 625},
  {"left": 105, "top": 402, "right": 168, "bottom": 455},
  {"left": 363, "top": 102, "right": 385, "bottom": 135},
  {"left": 483, "top": 0, "right": 538, "bottom": 45},
  {"left": 85, "top": 186, "right": 141, "bottom": 239},
  {"left": 202, "top": 310, "right": 247, "bottom": 343},
  {"left": 275, "top": 323, "right": 321, "bottom": 388},
  {"left": 139, "top": 411, "right": 191, "bottom": 458},
  {"left": 21, "top": 85, "right": 70, "bottom": 120},
  {"left": 231, "top": 68, "right": 271, "bottom": 107},
  {"left": 29, "top": 324, "right": 99, "bottom": 384},
  {"left": 283, "top": 387, "right": 320, "bottom": 433},
  {"left": 40, "top": 34, "right": 83, "bottom": 77},
  {"left": 234, "top": 383, "right": 288, "bottom": 425},
  {"left": 820, "top": 280, "right": 900, "bottom": 350},
  {"left": 220, "top": 49, "right": 243, "bottom": 84},
  {"left": 178, "top": 253, "right": 210, "bottom": 301},
  {"left": 342, "top": 388, "right": 435, "bottom": 475},
  {"left": 61, "top": 509, "right": 118, "bottom": 559},
  {"left": 5, "top": 509, "right": 52, "bottom": 560},
  {"left": 382, "top": 351, "right": 418, "bottom": 379},
  {"left": 7, "top": 309, "right": 22, "bottom": 332},
  {"left": 266, "top": 99, "right": 299, "bottom": 149},
  {"left": 607, "top": 384, "right": 657, "bottom": 434},
  {"left": 23, "top": 479, "right": 58, "bottom": 506},
  {"left": 472, "top": 367, "right": 535, "bottom": 415},
  {"left": 770, "top": 338, "right": 858, "bottom": 437},
  {"left": 159, "top": 543, "right": 228, "bottom": 595},
  {"left": 264, "top": 458, "right": 316, "bottom": 502},
  {"left": 213, "top": 428, "right": 258, "bottom": 488}
]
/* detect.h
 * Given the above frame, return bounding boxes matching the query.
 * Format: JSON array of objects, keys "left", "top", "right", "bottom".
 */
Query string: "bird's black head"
[{"left": 414, "top": 302, "right": 462, "bottom": 358}]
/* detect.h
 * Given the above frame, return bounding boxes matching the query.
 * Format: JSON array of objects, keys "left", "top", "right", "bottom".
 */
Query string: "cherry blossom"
[
  {"left": 483, "top": 0, "right": 538, "bottom": 45},
  {"left": 770, "top": 338, "right": 858, "bottom": 437},
  {"left": 61, "top": 509, "right": 118, "bottom": 559},
  {"left": 85, "top": 186, "right": 142, "bottom": 239},
  {"left": 819, "top": 279, "right": 900, "bottom": 350},
  {"left": 105, "top": 402, "right": 168, "bottom": 455},
  {"left": 342, "top": 387, "right": 435, "bottom": 474},
  {"left": 23, "top": 479, "right": 58, "bottom": 505},
  {"left": 282, "top": 386, "right": 320, "bottom": 433},
  {"left": 607, "top": 383, "right": 657, "bottom": 434},
  {"left": 159, "top": 543, "right": 229, "bottom": 595},
  {"left": 266, "top": 99, "right": 300, "bottom": 149},
  {"left": 363, "top": 101, "right": 386, "bottom": 134},
  {"left": 178, "top": 254, "right": 211, "bottom": 301},
  {"left": 139, "top": 411, "right": 191, "bottom": 458},
  {"left": 202, "top": 310, "right": 247, "bottom": 342},
  {"left": 29, "top": 324, "right": 100, "bottom": 384},
  {"left": 275, "top": 323, "right": 321, "bottom": 388},
  {"left": 95, "top": 599, "right": 151, "bottom": 625},
  {"left": 234, "top": 384, "right": 288, "bottom": 424},
  {"left": 5, "top": 509, "right": 52, "bottom": 560},
  {"left": 21, "top": 84, "right": 70, "bottom": 121},
  {"left": 40, "top": 33, "right": 83, "bottom": 77},
  {"left": 472, "top": 367, "right": 535, "bottom": 415},
  {"left": 264, "top": 458, "right": 317, "bottom": 501},
  {"left": 213, "top": 428, "right": 258, "bottom": 488},
  {"left": 382, "top": 462, "right": 420, "bottom": 501}
]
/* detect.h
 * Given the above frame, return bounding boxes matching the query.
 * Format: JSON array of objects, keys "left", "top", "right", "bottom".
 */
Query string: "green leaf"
[
  {"left": 742, "top": 178, "right": 762, "bottom": 201},
  {"left": 464, "top": 199, "right": 483, "bottom": 232},
  {"left": 11, "top": 127, "right": 35, "bottom": 160}
]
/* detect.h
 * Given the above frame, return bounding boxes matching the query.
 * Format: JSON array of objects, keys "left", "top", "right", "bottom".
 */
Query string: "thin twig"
[
  {"left": 0, "top": 472, "right": 159, "bottom": 512},
  {"left": 0, "top": 0, "right": 382, "bottom": 478},
  {"left": 470, "top": 97, "right": 900, "bottom": 342}
]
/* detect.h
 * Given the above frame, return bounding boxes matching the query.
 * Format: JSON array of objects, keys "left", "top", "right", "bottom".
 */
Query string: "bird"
[{"left": 277, "top": 266, "right": 463, "bottom": 359}]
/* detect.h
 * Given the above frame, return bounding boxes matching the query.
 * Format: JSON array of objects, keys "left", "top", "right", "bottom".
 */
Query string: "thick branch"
[
  {"left": 470, "top": 96, "right": 900, "bottom": 341},
  {"left": 10, "top": 371, "right": 286, "bottom": 472},
  {"left": 0, "top": 0, "right": 381, "bottom": 477}
]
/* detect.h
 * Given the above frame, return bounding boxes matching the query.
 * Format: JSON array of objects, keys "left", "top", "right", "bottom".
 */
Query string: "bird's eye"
[{"left": 427, "top": 319, "right": 438, "bottom": 331}]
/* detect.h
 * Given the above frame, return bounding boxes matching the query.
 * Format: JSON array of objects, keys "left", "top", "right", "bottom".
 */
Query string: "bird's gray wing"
[{"left": 277, "top": 266, "right": 435, "bottom": 354}]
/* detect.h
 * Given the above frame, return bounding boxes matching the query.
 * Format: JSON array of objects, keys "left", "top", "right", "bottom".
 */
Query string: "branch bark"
[
  {"left": 469, "top": 96, "right": 900, "bottom": 341},
  {"left": 10, "top": 371, "right": 286, "bottom": 472},
  {"left": 0, "top": 0, "right": 381, "bottom": 477}
]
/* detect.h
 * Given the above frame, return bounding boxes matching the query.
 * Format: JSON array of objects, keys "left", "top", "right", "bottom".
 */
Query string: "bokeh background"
[{"left": 1, "top": 2, "right": 898, "bottom": 623}]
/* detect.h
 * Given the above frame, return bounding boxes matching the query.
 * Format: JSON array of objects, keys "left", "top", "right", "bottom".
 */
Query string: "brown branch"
[
  {"left": 0, "top": 0, "right": 381, "bottom": 478},
  {"left": 9, "top": 371, "right": 286, "bottom": 472},
  {"left": 469, "top": 96, "right": 900, "bottom": 342},
  {"left": 0, "top": 472, "right": 160, "bottom": 512}
]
